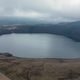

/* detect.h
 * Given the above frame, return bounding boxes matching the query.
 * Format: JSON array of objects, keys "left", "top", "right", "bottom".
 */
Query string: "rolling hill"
[{"left": 0, "top": 21, "right": 80, "bottom": 42}]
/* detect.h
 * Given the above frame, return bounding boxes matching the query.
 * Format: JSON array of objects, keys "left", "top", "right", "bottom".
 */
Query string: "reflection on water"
[{"left": 0, "top": 33, "right": 80, "bottom": 58}]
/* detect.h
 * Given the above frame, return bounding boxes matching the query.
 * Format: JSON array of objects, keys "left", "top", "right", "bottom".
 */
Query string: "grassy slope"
[{"left": 0, "top": 58, "right": 80, "bottom": 80}]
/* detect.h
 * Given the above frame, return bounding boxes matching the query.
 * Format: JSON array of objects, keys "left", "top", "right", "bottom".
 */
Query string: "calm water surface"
[{"left": 0, "top": 34, "right": 80, "bottom": 58}]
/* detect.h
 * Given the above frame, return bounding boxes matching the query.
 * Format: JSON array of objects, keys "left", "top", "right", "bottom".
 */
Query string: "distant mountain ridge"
[
  {"left": 0, "top": 20, "right": 80, "bottom": 42},
  {"left": 0, "top": 17, "right": 54, "bottom": 25}
]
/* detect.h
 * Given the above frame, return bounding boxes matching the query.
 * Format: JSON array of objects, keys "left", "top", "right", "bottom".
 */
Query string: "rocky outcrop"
[{"left": 0, "top": 73, "right": 11, "bottom": 80}]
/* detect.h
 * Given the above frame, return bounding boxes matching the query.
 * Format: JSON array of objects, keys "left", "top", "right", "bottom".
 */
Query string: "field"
[{"left": 0, "top": 53, "right": 80, "bottom": 80}]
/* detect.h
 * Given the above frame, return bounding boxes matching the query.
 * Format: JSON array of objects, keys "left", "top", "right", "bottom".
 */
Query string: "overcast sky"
[{"left": 0, "top": 0, "right": 80, "bottom": 22}]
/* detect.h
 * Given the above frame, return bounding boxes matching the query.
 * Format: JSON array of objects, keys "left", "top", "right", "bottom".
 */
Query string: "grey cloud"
[{"left": 0, "top": 0, "right": 80, "bottom": 22}]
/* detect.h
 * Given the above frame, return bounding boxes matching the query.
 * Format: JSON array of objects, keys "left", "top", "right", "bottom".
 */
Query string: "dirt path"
[{"left": 0, "top": 73, "right": 11, "bottom": 80}]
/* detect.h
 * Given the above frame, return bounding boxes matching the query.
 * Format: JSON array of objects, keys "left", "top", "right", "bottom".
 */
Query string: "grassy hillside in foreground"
[{"left": 0, "top": 54, "right": 80, "bottom": 80}]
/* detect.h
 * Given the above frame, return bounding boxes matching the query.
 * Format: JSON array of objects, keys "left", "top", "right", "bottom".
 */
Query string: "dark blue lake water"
[{"left": 0, "top": 34, "right": 80, "bottom": 58}]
